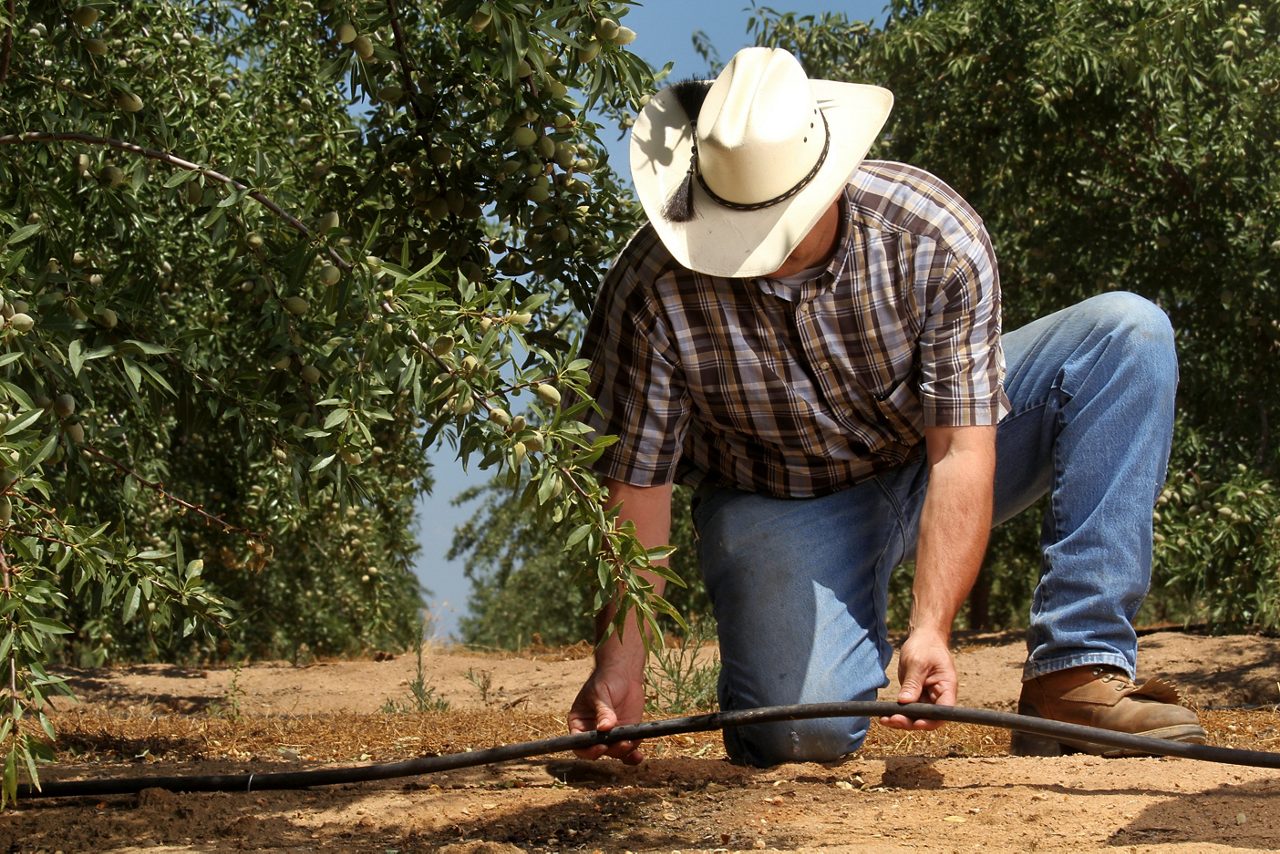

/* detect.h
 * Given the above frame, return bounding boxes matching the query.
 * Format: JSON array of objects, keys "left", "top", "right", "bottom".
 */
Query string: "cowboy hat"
[{"left": 630, "top": 47, "right": 893, "bottom": 278}]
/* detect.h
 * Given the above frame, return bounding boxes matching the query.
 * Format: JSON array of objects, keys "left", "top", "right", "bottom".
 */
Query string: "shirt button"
[{"left": 820, "top": 361, "right": 831, "bottom": 371}]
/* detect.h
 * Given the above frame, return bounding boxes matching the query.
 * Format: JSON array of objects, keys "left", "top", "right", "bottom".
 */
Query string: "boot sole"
[{"left": 1011, "top": 723, "right": 1208, "bottom": 758}]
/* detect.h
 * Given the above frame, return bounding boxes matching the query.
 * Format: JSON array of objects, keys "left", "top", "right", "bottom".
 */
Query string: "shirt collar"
[{"left": 752, "top": 185, "right": 854, "bottom": 302}]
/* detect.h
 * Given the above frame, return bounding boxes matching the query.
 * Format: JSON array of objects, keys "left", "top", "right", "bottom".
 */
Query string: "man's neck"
[{"left": 766, "top": 199, "right": 841, "bottom": 279}]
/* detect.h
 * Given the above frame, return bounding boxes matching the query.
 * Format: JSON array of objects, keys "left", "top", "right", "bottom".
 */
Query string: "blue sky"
[{"left": 415, "top": 1, "right": 889, "bottom": 640}]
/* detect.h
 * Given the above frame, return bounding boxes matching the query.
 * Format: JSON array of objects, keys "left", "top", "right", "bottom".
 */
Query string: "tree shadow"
[
  {"left": 1138, "top": 636, "right": 1280, "bottom": 708},
  {"left": 1108, "top": 778, "right": 1280, "bottom": 849}
]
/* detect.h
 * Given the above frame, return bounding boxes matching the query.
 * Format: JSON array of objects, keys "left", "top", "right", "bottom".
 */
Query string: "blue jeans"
[{"left": 693, "top": 292, "right": 1178, "bottom": 766}]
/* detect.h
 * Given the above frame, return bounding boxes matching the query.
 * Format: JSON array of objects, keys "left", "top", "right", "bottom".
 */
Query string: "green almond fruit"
[
  {"left": 65, "top": 422, "right": 85, "bottom": 444},
  {"left": 489, "top": 408, "right": 513, "bottom": 427},
  {"left": 578, "top": 41, "right": 601, "bottom": 63},
  {"left": 247, "top": 232, "right": 264, "bottom": 249},
  {"left": 515, "top": 59, "right": 532, "bottom": 78},
  {"left": 535, "top": 383, "right": 562, "bottom": 407},
  {"left": 72, "top": 7, "right": 101, "bottom": 27},
  {"left": 469, "top": 11, "right": 492, "bottom": 31},
  {"left": 536, "top": 135, "right": 556, "bottom": 160},
  {"left": 596, "top": 19, "right": 620, "bottom": 40},
  {"left": 431, "top": 335, "right": 455, "bottom": 356},
  {"left": 96, "top": 308, "right": 118, "bottom": 328},
  {"left": 336, "top": 22, "right": 357, "bottom": 44},
  {"left": 352, "top": 35, "right": 374, "bottom": 60},
  {"left": 379, "top": 85, "right": 403, "bottom": 103},
  {"left": 511, "top": 441, "right": 527, "bottom": 465},
  {"left": 511, "top": 126, "right": 537, "bottom": 148},
  {"left": 84, "top": 38, "right": 108, "bottom": 56},
  {"left": 318, "top": 265, "right": 341, "bottom": 286},
  {"left": 53, "top": 393, "right": 77, "bottom": 418},
  {"left": 284, "top": 296, "right": 310, "bottom": 316},
  {"left": 426, "top": 196, "right": 449, "bottom": 220},
  {"left": 300, "top": 364, "right": 322, "bottom": 384},
  {"left": 100, "top": 165, "right": 125, "bottom": 187},
  {"left": 0, "top": 497, "right": 11, "bottom": 526},
  {"left": 8, "top": 313, "right": 35, "bottom": 333},
  {"left": 318, "top": 211, "right": 340, "bottom": 231},
  {"left": 613, "top": 26, "right": 637, "bottom": 45},
  {"left": 116, "top": 91, "right": 144, "bottom": 112}
]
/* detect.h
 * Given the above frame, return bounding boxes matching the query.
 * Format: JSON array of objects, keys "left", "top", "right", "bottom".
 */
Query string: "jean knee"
[
  {"left": 1087, "top": 292, "right": 1178, "bottom": 383},
  {"left": 725, "top": 716, "right": 869, "bottom": 767}
]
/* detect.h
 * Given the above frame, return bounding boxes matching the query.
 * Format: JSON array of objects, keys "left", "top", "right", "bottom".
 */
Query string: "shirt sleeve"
[
  {"left": 579, "top": 240, "right": 691, "bottom": 486},
  {"left": 917, "top": 223, "right": 1010, "bottom": 427}
]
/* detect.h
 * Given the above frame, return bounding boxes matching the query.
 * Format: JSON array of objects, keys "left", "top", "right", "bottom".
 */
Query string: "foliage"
[
  {"left": 454, "top": 480, "right": 707, "bottom": 649},
  {"left": 752, "top": 0, "right": 1280, "bottom": 633},
  {"left": 0, "top": 0, "right": 668, "bottom": 804}
]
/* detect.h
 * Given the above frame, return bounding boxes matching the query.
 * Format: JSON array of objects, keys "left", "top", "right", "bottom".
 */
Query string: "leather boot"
[{"left": 1011, "top": 665, "right": 1206, "bottom": 757}]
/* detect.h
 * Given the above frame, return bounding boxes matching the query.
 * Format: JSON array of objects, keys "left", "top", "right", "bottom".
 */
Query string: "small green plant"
[
  {"left": 208, "top": 664, "right": 246, "bottom": 721},
  {"left": 465, "top": 667, "right": 494, "bottom": 706},
  {"left": 381, "top": 619, "right": 448, "bottom": 714},
  {"left": 645, "top": 618, "right": 721, "bottom": 716}
]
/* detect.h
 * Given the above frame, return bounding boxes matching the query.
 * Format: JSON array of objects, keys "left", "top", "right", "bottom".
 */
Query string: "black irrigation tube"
[{"left": 19, "top": 701, "right": 1280, "bottom": 800}]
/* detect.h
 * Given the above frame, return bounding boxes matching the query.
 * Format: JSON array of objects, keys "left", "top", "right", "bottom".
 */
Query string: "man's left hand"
[{"left": 879, "top": 629, "right": 958, "bottom": 731}]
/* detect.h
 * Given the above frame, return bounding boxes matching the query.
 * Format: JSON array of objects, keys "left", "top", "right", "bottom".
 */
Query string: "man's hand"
[
  {"left": 879, "top": 629, "right": 958, "bottom": 731},
  {"left": 568, "top": 666, "right": 648, "bottom": 763}
]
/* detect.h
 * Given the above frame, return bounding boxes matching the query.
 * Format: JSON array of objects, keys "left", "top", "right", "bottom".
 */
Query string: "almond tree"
[{"left": 0, "top": 0, "right": 671, "bottom": 803}]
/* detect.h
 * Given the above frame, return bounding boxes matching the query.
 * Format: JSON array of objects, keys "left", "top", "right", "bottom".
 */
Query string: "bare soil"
[{"left": 2, "top": 630, "right": 1278, "bottom": 853}]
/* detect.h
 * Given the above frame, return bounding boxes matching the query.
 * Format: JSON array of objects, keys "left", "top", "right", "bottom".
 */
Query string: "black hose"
[{"left": 19, "top": 700, "right": 1280, "bottom": 800}]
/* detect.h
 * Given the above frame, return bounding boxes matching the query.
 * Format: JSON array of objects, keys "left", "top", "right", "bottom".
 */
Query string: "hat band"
[{"left": 695, "top": 110, "right": 831, "bottom": 213}]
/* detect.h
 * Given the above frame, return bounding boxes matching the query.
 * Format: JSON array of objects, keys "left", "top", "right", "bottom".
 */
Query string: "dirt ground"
[{"left": 2, "top": 630, "right": 1278, "bottom": 853}]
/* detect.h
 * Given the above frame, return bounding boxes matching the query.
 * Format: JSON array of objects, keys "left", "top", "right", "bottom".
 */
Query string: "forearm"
[
  {"left": 592, "top": 479, "right": 673, "bottom": 675},
  {"left": 911, "top": 426, "right": 996, "bottom": 640}
]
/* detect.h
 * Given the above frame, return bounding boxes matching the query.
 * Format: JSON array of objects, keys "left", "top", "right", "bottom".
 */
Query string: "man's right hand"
[{"left": 567, "top": 666, "right": 648, "bottom": 764}]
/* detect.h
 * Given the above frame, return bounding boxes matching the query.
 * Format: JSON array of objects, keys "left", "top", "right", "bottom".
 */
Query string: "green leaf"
[
  {"left": 26, "top": 617, "right": 72, "bottom": 636},
  {"left": 123, "top": 586, "right": 141, "bottom": 623},
  {"left": 4, "top": 223, "right": 42, "bottom": 246},
  {"left": 68, "top": 339, "right": 85, "bottom": 376},
  {"left": 3, "top": 407, "right": 42, "bottom": 436},
  {"left": 322, "top": 408, "right": 349, "bottom": 430},
  {"left": 310, "top": 453, "right": 336, "bottom": 473}
]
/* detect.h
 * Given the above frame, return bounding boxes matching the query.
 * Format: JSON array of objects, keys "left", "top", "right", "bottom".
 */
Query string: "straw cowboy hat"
[{"left": 630, "top": 47, "right": 893, "bottom": 278}]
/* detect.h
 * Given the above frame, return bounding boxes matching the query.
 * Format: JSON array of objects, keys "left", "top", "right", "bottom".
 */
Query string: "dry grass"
[{"left": 40, "top": 705, "right": 1279, "bottom": 778}]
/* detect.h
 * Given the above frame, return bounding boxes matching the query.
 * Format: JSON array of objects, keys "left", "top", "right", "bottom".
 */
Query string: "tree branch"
[
  {"left": 82, "top": 444, "right": 266, "bottom": 539},
  {"left": 385, "top": 0, "right": 422, "bottom": 122},
  {"left": 0, "top": 0, "right": 14, "bottom": 88},
  {"left": 0, "top": 545, "right": 16, "bottom": 703},
  {"left": 0, "top": 130, "right": 351, "bottom": 270}
]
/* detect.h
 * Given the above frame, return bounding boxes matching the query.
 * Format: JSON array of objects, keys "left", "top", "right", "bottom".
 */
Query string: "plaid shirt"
[{"left": 581, "top": 160, "right": 1008, "bottom": 498}]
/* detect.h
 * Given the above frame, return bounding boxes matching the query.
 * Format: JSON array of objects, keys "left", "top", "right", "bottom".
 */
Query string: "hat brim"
[{"left": 630, "top": 80, "right": 893, "bottom": 278}]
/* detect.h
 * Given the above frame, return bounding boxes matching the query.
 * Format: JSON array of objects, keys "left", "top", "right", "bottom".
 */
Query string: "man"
[{"left": 568, "top": 47, "right": 1204, "bottom": 767}]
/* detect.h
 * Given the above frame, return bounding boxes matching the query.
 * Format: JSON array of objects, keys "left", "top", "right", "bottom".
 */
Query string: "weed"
[
  {"left": 645, "top": 618, "right": 721, "bottom": 716},
  {"left": 465, "top": 667, "right": 494, "bottom": 706},
  {"left": 208, "top": 664, "right": 246, "bottom": 721},
  {"left": 381, "top": 617, "right": 449, "bottom": 714}
]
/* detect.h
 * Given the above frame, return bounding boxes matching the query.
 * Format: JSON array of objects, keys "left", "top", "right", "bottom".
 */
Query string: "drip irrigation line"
[{"left": 19, "top": 700, "right": 1280, "bottom": 800}]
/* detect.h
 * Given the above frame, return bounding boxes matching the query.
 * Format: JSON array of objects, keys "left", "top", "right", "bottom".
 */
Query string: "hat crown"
[{"left": 696, "top": 48, "right": 824, "bottom": 206}]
